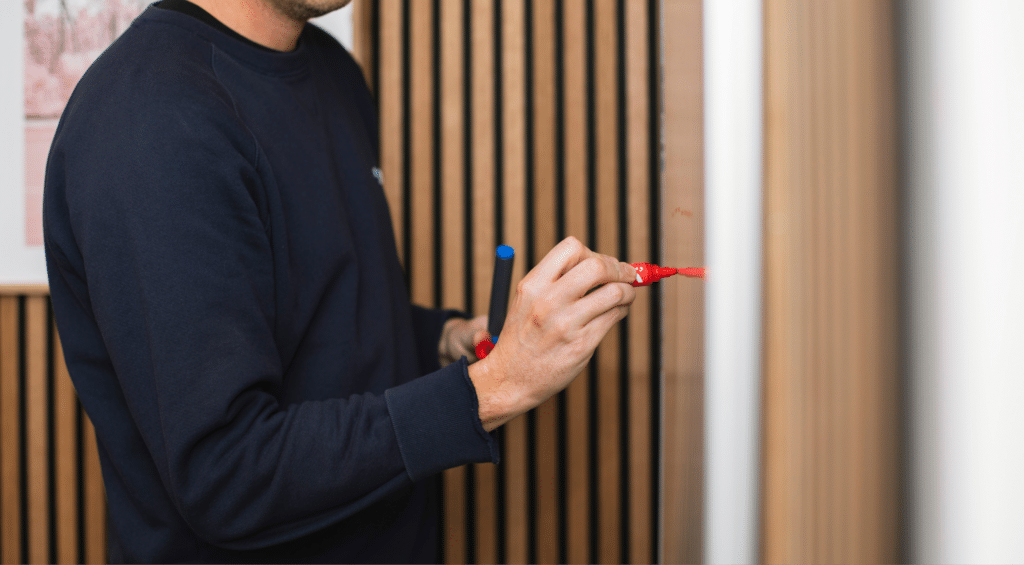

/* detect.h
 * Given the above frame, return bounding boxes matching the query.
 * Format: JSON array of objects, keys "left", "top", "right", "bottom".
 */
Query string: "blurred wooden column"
[
  {"left": 660, "top": 1, "right": 705, "bottom": 564},
  {"left": 761, "top": 1, "right": 901, "bottom": 563}
]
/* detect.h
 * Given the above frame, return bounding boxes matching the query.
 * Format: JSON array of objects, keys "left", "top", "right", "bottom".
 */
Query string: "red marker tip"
[{"left": 677, "top": 267, "right": 706, "bottom": 279}]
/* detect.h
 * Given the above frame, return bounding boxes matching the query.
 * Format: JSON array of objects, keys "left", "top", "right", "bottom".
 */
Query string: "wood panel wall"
[
  {"left": 355, "top": 1, "right": 679, "bottom": 563},
  {"left": 761, "top": 1, "right": 901, "bottom": 563},
  {"left": 0, "top": 289, "right": 107, "bottom": 565}
]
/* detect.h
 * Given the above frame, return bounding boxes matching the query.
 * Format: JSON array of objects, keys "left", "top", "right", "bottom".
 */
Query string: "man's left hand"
[{"left": 438, "top": 315, "right": 489, "bottom": 367}]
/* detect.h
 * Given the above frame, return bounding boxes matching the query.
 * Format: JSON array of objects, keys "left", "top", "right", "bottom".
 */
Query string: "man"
[{"left": 43, "top": 0, "right": 637, "bottom": 561}]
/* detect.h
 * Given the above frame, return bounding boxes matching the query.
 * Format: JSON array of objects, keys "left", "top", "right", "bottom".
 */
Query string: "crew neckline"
[
  {"left": 155, "top": 0, "right": 276, "bottom": 53},
  {"left": 141, "top": 1, "right": 311, "bottom": 76}
]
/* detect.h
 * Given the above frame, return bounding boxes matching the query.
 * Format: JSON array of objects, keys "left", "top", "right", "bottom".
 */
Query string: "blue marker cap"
[{"left": 496, "top": 245, "right": 515, "bottom": 260}]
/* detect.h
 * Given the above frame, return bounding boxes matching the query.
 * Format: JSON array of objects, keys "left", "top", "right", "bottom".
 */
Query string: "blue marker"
[{"left": 476, "top": 245, "right": 515, "bottom": 358}]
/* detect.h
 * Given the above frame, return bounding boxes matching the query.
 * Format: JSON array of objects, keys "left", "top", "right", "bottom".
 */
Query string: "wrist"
[{"left": 467, "top": 356, "right": 527, "bottom": 432}]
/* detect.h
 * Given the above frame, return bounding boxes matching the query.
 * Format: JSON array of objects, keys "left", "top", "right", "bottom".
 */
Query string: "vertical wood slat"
[
  {"left": 378, "top": 0, "right": 405, "bottom": 268},
  {"left": 561, "top": 1, "right": 591, "bottom": 562},
  {"left": 500, "top": 1, "right": 529, "bottom": 563},
  {"left": 0, "top": 293, "right": 108, "bottom": 565},
  {"left": 530, "top": 0, "right": 560, "bottom": 562},
  {"left": 660, "top": 1, "right": 705, "bottom": 564},
  {"left": 470, "top": 0, "right": 498, "bottom": 561},
  {"left": 409, "top": 0, "right": 434, "bottom": 307},
  {"left": 625, "top": 0, "right": 653, "bottom": 562},
  {"left": 1, "top": 297, "right": 21, "bottom": 565},
  {"left": 592, "top": 0, "right": 621, "bottom": 562},
  {"left": 762, "top": 0, "right": 900, "bottom": 562},
  {"left": 25, "top": 297, "right": 49, "bottom": 564},
  {"left": 439, "top": 0, "right": 467, "bottom": 561},
  {"left": 53, "top": 330, "right": 77, "bottom": 565}
]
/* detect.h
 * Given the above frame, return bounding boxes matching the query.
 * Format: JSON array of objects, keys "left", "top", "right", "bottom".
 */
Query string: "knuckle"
[
  {"left": 551, "top": 316, "right": 573, "bottom": 338},
  {"left": 515, "top": 278, "right": 532, "bottom": 298},
  {"left": 580, "top": 257, "right": 604, "bottom": 279},
  {"left": 532, "top": 297, "right": 552, "bottom": 320},
  {"left": 607, "top": 282, "right": 626, "bottom": 304},
  {"left": 622, "top": 284, "right": 637, "bottom": 304}
]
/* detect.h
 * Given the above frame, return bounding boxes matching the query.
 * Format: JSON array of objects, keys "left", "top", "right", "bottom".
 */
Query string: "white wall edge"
[{"left": 702, "top": 0, "right": 764, "bottom": 563}]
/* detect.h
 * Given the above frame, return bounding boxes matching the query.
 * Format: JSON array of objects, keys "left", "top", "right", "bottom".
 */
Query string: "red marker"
[{"left": 630, "top": 263, "right": 706, "bottom": 286}]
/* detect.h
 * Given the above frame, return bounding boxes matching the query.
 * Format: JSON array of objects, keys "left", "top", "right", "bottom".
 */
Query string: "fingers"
[
  {"left": 527, "top": 236, "right": 589, "bottom": 285},
  {"left": 570, "top": 281, "right": 636, "bottom": 328},
  {"left": 557, "top": 254, "right": 637, "bottom": 300},
  {"left": 580, "top": 302, "right": 631, "bottom": 345}
]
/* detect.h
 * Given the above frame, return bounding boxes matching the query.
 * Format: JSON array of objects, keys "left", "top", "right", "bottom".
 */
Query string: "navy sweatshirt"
[{"left": 42, "top": 4, "right": 498, "bottom": 562}]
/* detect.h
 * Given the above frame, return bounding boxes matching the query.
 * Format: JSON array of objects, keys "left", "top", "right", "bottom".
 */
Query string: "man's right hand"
[{"left": 467, "top": 236, "right": 638, "bottom": 432}]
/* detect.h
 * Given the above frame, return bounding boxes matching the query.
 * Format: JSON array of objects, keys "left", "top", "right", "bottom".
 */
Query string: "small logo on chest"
[{"left": 372, "top": 167, "right": 385, "bottom": 186}]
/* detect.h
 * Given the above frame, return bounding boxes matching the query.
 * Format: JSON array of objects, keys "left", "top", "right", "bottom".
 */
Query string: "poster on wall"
[
  {"left": 2, "top": 1, "right": 352, "bottom": 286},
  {"left": 1, "top": 0, "right": 146, "bottom": 286},
  {"left": 25, "top": 0, "right": 148, "bottom": 242}
]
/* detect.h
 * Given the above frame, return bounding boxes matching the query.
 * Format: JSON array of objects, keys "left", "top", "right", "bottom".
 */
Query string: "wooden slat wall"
[
  {"left": 357, "top": 1, "right": 672, "bottom": 563},
  {"left": 761, "top": 1, "right": 901, "bottom": 563},
  {"left": 0, "top": 290, "right": 107, "bottom": 565}
]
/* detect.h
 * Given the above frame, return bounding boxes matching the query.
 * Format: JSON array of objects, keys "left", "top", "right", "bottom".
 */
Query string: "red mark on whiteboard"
[{"left": 630, "top": 263, "right": 706, "bottom": 286}]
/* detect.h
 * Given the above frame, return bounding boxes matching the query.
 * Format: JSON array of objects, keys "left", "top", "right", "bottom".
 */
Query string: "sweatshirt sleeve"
[{"left": 49, "top": 84, "right": 495, "bottom": 550}]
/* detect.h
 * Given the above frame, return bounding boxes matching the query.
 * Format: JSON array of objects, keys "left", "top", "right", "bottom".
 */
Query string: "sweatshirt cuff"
[{"left": 385, "top": 357, "right": 499, "bottom": 482}]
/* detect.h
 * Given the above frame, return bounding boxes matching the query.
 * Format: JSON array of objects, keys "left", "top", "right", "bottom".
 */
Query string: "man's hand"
[
  {"left": 438, "top": 315, "right": 490, "bottom": 367},
  {"left": 468, "top": 236, "right": 637, "bottom": 432}
]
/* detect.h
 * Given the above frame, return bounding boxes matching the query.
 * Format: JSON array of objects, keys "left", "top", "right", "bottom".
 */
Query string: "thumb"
[{"left": 473, "top": 330, "right": 491, "bottom": 347}]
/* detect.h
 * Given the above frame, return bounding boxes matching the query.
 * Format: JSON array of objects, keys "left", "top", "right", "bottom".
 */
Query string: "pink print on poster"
[{"left": 24, "top": 0, "right": 146, "bottom": 246}]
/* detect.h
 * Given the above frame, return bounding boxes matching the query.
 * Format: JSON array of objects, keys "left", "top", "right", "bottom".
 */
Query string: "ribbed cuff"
[{"left": 385, "top": 358, "right": 499, "bottom": 482}]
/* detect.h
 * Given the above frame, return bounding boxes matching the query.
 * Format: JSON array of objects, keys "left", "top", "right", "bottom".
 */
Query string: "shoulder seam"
[{"left": 209, "top": 45, "right": 262, "bottom": 172}]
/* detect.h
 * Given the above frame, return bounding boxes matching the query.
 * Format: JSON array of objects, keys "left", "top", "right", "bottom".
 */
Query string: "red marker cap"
[{"left": 630, "top": 263, "right": 706, "bottom": 286}]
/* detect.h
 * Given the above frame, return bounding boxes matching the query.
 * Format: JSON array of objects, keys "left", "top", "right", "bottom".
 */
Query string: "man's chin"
[{"left": 269, "top": 0, "right": 353, "bottom": 22}]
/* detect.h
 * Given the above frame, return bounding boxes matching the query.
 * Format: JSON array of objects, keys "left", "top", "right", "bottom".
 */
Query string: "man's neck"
[{"left": 187, "top": 0, "right": 304, "bottom": 52}]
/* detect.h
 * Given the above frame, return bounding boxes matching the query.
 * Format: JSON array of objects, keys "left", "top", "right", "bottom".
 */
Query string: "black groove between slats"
[
  {"left": 19, "top": 297, "right": 29, "bottom": 565},
  {"left": 492, "top": 2, "right": 508, "bottom": 563},
  {"left": 400, "top": 0, "right": 412, "bottom": 293},
  {"left": 461, "top": 0, "right": 476, "bottom": 561},
  {"left": 584, "top": 2, "right": 600, "bottom": 563},
  {"left": 430, "top": 0, "right": 445, "bottom": 560},
  {"left": 648, "top": 0, "right": 663, "bottom": 560},
  {"left": 76, "top": 397, "right": 86, "bottom": 564},
  {"left": 523, "top": 0, "right": 539, "bottom": 563},
  {"left": 615, "top": 2, "right": 631, "bottom": 563},
  {"left": 554, "top": 4, "right": 569, "bottom": 561}
]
